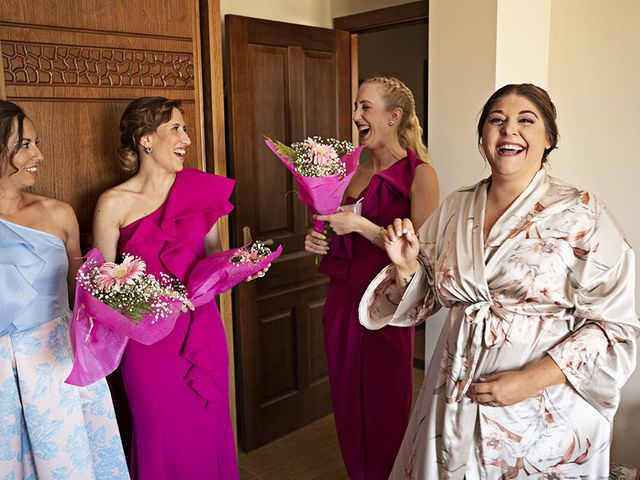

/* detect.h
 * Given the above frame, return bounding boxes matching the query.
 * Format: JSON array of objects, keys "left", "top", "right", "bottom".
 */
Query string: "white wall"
[
  {"left": 428, "top": 0, "right": 497, "bottom": 197},
  {"left": 429, "top": 0, "right": 640, "bottom": 466},
  {"left": 221, "top": 0, "right": 331, "bottom": 28},
  {"left": 547, "top": 0, "right": 640, "bottom": 465},
  {"left": 495, "top": 0, "right": 551, "bottom": 88}
]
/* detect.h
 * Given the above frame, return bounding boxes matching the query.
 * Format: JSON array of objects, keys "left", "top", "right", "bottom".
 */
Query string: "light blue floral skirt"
[{"left": 0, "top": 315, "right": 129, "bottom": 479}]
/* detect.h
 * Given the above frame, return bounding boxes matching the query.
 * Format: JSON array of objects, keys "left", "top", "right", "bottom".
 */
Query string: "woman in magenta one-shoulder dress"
[
  {"left": 305, "top": 77, "right": 439, "bottom": 479},
  {"left": 93, "top": 97, "right": 263, "bottom": 479}
]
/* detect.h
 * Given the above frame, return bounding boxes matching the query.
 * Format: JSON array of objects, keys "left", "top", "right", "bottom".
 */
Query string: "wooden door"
[
  {"left": 226, "top": 15, "right": 351, "bottom": 451},
  {"left": 0, "top": 0, "right": 233, "bottom": 446}
]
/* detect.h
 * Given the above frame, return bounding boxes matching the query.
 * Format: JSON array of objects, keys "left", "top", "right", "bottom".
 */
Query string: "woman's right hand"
[
  {"left": 385, "top": 218, "right": 420, "bottom": 274},
  {"left": 304, "top": 229, "right": 329, "bottom": 255}
]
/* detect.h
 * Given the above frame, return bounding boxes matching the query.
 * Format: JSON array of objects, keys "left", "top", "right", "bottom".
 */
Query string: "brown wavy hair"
[
  {"left": 118, "top": 97, "right": 183, "bottom": 172},
  {"left": 477, "top": 83, "right": 559, "bottom": 163},
  {"left": 0, "top": 100, "right": 27, "bottom": 178}
]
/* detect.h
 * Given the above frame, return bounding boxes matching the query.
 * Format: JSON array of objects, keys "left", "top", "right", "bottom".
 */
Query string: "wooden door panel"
[
  {"left": 249, "top": 45, "right": 292, "bottom": 236},
  {"left": 228, "top": 15, "right": 350, "bottom": 451},
  {"left": 303, "top": 51, "right": 339, "bottom": 138},
  {"left": 259, "top": 309, "right": 298, "bottom": 402},
  {"left": 308, "top": 298, "right": 329, "bottom": 382}
]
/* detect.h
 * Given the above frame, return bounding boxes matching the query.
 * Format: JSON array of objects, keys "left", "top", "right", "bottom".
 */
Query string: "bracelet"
[
  {"left": 371, "top": 226, "right": 384, "bottom": 244},
  {"left": 401, "top": 272, "right": 416, "bottom": 287}
]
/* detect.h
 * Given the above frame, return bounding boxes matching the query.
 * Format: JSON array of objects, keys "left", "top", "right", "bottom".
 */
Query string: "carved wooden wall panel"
[
  {"left": 0, "top": 2, "right": 205, "bottom": 242},
  {"left": 3, "top": 41, "right": 194, "bottom": 88}
]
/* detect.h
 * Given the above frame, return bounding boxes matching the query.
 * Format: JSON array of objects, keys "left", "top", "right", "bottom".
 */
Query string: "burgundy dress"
[
  {"left": 318, "top": 149, "right": 422, "bottom": 479},
  {"left": 117, "top": 168, "right": 239, "bottom": 480}
]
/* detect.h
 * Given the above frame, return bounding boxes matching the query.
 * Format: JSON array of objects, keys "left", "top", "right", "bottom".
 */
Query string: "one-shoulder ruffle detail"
[
  {"left": 0, "top": 221, "right": 46, "bottom": 333},
  {"left": 318, "top": 149, "right": 424, "bottom": 281},
  {"left": 119, "top": 168, "right": 235, "bottom": 406}
]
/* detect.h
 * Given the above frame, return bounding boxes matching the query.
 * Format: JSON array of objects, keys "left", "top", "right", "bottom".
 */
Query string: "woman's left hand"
[
  {"left": 315, "top": 211, "right": 360, "bottom": 235},
  {"left": 246, "top": 263, "right": 271, "bottom": 282},
  {"left": 467, "top": 370, "right": 543, "bottom": 407}
]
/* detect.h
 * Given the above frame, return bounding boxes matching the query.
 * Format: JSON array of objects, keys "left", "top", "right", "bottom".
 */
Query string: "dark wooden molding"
[
  {"left": 0, "top": 39, "right": 5, "bottom": 99},
  {"left": 333, "top": 1, "right": 427, "bottom": 34}
]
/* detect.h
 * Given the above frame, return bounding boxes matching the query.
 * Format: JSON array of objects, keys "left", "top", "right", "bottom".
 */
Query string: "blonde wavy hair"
[{"left": 361, "top": 76, "right": 428, "bottom": 161}]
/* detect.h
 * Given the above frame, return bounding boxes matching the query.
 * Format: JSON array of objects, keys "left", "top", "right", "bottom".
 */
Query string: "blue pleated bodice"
[{"left": 0, "top": 218, "right": 69, "bottom": 335}]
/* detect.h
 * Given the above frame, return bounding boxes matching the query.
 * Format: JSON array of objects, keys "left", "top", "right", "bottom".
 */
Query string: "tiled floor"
[{"left": 238, "top": 368, "right": 424, "bottom": 480}]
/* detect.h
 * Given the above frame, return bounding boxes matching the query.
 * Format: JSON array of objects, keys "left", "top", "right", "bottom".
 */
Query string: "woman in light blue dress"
[{"left": 0, "top": 100, "right": 129, "bottom": 479}]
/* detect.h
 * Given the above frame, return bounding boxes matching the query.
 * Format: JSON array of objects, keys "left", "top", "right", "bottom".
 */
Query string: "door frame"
[
  {"left": 333, "top": 1, "right": 428, "bottom": 143},
  {"left": 198, "top": 0, "right": 237, "bottom": 436},
  {"left": 333, "top": 1, "right": 427, "bottom": 34}
]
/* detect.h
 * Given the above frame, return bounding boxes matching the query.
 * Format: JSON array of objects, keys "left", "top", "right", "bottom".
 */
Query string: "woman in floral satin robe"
[{"left": 359, "top": 84, "right": 638, "bottom": 479}]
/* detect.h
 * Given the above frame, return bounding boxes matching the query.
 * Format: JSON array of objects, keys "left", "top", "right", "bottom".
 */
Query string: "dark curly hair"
[{"left": 0, "top": 100, "right": 27, "bottom": 178}]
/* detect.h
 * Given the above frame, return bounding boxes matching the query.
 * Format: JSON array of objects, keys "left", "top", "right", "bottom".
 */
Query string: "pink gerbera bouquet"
[
  {"left": 79, "top": 252, "right": 192, "bottom": 323},
  {"left": 66, "top": 249, "right": 192, "bottom": 387},
  {"left": 187, "top": 240, "right": 283, "bottom": 308},
  {"left": 265, "top": 136, "right": 364, "bottom": 232}
]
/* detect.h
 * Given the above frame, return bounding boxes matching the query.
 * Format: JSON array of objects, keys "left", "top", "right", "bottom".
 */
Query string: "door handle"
[
  {"left": 242, "top": 226, "right": 252, "bottom": 244},
  {"left": 243, "top": 226, "right": 273, "bottom": 246}
]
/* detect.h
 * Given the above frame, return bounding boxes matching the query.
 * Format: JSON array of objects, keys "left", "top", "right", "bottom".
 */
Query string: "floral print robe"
[{"left": 359, "top": 170, "right": 638, "bottom": 479}]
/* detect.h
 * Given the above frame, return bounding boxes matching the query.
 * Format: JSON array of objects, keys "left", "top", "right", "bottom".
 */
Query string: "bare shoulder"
[
  {"left": 413, "top": 162, "right": 439, "bottom": 188},
  {"left": 415, "top": 161, "right": 438, "bottom": 178},
  {"left": 23, "top": 193, "right": 75, "bottom": 223},
  {"left": 95, "top": 183, "right": 137, "bottom": 220},
  {"left": 21, "top": 194, "right": 78, "bottom": 242}
]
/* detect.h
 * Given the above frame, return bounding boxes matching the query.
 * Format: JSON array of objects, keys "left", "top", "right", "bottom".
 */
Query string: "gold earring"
[{"left": 389, "top": 121, "right": 394, "bottom": 126}]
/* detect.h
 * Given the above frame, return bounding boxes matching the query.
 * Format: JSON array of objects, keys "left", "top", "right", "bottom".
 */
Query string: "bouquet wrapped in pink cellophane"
[
  {"left": 265, "top": 136, "right": 364, "bottom": 232},
  {"left": 188, "top": 241, "right": 283, "bottom": 307},
  {"left": 65, "top": 248, "right": 190, "bottom": 387}
]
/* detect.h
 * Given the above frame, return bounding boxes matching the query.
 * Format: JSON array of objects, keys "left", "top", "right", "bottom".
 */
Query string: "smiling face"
[
  {"left": 480, "top": 93, "right": 551, "bottom": 182},
  {"left": 352, "top": 82, "right": 399, "bottom": 152},
  {"left": 1, "top": 117, "right": 43, "bottom": 189},
  {"left": 142, "top": 107, "right": 191, "bottom": 173}
]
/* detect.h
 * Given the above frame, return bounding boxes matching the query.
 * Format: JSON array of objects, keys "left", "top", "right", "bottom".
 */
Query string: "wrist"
[{"left": 396, "top": 261, "right": 418, "bottom": 280}]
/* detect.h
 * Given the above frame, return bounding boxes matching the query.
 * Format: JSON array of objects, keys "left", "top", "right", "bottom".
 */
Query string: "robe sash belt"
[{"left": 451, "top": 300, "right": 513, "bottom": 402}]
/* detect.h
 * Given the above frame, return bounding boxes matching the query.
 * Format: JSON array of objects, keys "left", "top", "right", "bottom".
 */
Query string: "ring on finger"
[{"left": 257, "top": 271, "right": 265, "bottom": 277}]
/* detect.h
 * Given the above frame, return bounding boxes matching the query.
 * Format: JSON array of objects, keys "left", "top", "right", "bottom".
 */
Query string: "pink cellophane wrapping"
[
  {"left": 187, "top": 243, "right": 283, "bottom": 308},
  {"left": 265, "top": 138, "right": 364, "bottom": 232},
  {"left": 65, "top": 248, "right": 184, "bottom": 387}
]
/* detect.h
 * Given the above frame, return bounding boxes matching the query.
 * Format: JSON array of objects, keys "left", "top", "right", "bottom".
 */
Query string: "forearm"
[
  {"left": 394, "top": 262, "right": 418, "bottom": 295},
  {"left": 522, "top": 355, "right": 567, "bottom": 392},
  {"left": 354, "top": 216, "right": 386, "bottom": 249}
]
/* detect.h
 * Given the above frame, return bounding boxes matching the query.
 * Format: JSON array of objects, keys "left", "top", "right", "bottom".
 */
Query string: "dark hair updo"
[{"left": 118, "top": 97, "right": 183, "bottom": 172}]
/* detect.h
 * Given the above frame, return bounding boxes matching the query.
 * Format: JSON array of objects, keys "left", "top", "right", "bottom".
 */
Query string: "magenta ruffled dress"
[
  {"left": 117, "top": 168, "right": 239, "bottom": 480},
  {"left": 318, "top": 149, "right": 423, "bottom": 479}
]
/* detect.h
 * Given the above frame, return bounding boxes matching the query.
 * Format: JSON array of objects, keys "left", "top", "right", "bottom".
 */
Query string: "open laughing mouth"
[{"left": 497, "top": 143, "right": 524, "bottom": 155}]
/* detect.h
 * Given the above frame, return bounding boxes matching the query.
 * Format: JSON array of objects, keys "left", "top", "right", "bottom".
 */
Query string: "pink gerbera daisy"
[
  {"left": 306, "top": 137, "right": 338, "bottom": 167},
  {"left": 95, "top": 254, "right": 146, "bottom": 292}
]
